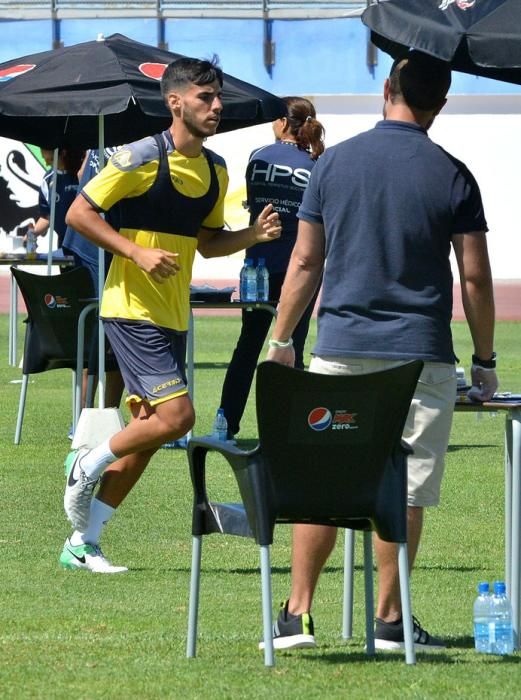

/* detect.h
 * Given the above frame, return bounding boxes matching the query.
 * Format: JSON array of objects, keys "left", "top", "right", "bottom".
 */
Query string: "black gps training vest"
[{"left": 117, "top": 132, "right": 219, "bottom": 238}]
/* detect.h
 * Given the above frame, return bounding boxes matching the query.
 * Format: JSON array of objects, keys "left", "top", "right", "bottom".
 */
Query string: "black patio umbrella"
[
  {"left": 0, "top": 32, "right": 286, "bottom": 149},
  {"left": 0, "top": 33, "right": 286, "bottom": 403},
  {"left": 362, "top": 0, "right": 521, "bottom": 86}
]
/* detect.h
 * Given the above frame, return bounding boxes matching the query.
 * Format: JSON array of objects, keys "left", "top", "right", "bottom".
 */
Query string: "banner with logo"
[{"left": 0, "top": 137, "right": 44, "bottom": 246}]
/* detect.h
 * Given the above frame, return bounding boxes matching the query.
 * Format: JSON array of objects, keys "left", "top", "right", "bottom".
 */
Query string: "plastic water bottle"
[
  {"left": 256, "top": 258, "right": 269, "bottom": 302},
  {"left": 240, "top": 258, "right": 257, "bottom": 302},
  {"left": 212, "top": 408, "right": 228, "bottom": 442},
  {"left": 489, "top": 580, "right": 514, "bottom": 655},
  {"left": 26, "top": 227, "right": 37, "bottom": 259},
  {"left": 473, "top": 581, "right": 492, "bottom": 653}
]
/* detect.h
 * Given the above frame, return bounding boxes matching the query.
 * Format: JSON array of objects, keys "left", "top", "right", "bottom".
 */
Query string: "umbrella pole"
[
  {"left": 46, "top": 148, "right": 59, "bottom": 275},
  {"left": 97, "top": 116, "right": 106, "bottom": 409}
]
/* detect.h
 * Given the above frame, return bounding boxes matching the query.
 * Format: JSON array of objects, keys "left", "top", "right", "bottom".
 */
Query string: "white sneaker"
[
  {"left": 63, "top": 448, "right": 98, "bottom": 531},
  {"left": 59, "top": 538, "right": 128, "bottom": 574}
]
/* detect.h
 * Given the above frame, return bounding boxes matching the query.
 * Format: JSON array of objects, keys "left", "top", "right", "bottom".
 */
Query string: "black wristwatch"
[{"left": 472, "top": 352, "right": 496, "bottom": 369}]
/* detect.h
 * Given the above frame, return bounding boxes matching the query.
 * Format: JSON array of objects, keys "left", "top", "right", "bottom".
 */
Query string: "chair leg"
[
  {"left": 342, "top": 529, "right": 355, "bottom": 639},
  {"left": 259, "top": 544, "right": 274, "bottom": 667},
  {"left": 398, "top": 542, "right": 416, "bottom": 665},
  {"left": 86, "top": 374, "right": 95, "bottom": 408},
  {"left": 186, "top": 535, "right": 202, "bottom": 658},
  {"left": 363, "top": 530, "right": 375, "bottom": 656},
  {"left": 14, "top": 373, "right": 29, "bottom": 445}
]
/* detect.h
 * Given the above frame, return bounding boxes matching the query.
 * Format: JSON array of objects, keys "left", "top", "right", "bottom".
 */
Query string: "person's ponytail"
[{"left": 283, "top": 96, "right": 325, "bottom": 160}]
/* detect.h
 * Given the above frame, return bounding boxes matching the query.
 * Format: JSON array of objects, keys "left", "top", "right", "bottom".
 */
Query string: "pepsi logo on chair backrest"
[
  {"left": 307, "top": 407, "right": 358, "bottom": 433},
  {"left": 44, "top": 293, "right": 71, "bottom": 310},
  {"left": 307, "top": 407, "right": 332, "bottom": 431},
  {"left": 288, "top": 391, "right": 374, "bottom": 445}
]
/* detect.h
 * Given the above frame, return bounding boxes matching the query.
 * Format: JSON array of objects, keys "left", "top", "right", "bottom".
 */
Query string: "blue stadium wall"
[{"left": 1, "top": 17, "right": 521, "bottom": 96}]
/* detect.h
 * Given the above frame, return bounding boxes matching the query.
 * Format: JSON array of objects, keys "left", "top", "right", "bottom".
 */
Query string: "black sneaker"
[
  {"left": 375, "top": 615, "right": 445, "bottom": 652},
  {"left": 259, "top": 600, "right": 316, "bottom": 650}
]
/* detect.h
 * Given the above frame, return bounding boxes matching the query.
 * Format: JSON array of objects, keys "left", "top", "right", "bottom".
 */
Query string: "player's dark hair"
[{"left": 161, "top": 55, "right": 223, "bottom": 99}]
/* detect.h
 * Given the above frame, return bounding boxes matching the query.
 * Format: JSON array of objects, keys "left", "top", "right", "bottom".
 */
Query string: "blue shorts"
[{"left": 103, "top": 319, "right": 188, "bottom": 407}]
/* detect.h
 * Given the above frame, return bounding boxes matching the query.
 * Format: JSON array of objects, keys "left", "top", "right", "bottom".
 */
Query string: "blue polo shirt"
[
  {"left": 245, "top": 140, "right": 316, "bottom": 274},
  {"left": 298, "top": 120, "right": 488, "bottom": 363}
]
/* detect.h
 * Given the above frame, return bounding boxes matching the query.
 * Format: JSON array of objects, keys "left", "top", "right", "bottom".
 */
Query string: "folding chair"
[
  {"left": 11, "top": 266, "right": 96, "bottom": 444},
  {"left": 186, "top": 359, "right": 423, "bottom": 667}
]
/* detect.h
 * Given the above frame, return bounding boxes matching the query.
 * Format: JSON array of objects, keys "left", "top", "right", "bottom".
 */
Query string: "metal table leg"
[
  {"left": 9, "top": 269, "right": 18, "bottom": 366},
  {"left": 510, "top": 408, "right": 521, "bottom": 649}
]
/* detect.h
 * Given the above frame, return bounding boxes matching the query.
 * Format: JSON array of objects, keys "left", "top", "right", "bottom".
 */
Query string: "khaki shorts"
[{"left": 309, "top": 355, "right": 457, "bottom": 507}]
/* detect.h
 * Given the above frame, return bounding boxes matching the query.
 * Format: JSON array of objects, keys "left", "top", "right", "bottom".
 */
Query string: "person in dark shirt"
[
  {"left": 219, "top": 96, "right": 325, "bottom": 438},
  {"left": 265, "top": 51, "right": 497, "bottom": 652},
  {"left": 29, "top": 147, "right": 84, "bottom": 253}
]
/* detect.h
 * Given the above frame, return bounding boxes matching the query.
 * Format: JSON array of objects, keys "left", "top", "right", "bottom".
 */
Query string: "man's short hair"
[
  {"left": 389, "top": 51, "right": 451, "bottom": 111},
  {"left": 160, "top": 55, "right": 223, "bottom": 99}
]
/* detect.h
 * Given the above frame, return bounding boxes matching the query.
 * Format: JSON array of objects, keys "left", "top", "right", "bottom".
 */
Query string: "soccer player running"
[{"left": 61, "top": 57, "right": 281, "bottom": 573}]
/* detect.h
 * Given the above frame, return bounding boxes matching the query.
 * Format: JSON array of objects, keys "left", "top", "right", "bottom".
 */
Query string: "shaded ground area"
[{"left": 0, "top": 274, "right": 519, "bottom": 319}]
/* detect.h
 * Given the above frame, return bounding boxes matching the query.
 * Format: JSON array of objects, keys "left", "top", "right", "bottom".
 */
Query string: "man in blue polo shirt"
[{"left": 266, "top": 51, "right": 498, "bottom": 652}]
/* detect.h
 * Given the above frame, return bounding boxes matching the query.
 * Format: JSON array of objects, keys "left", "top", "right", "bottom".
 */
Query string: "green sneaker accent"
[
  {"left": 59, "top": 538, "right": 128, "bottom": 574},
  {"left": 259, "top": 599, "right": 316, "bottom": 651},
  {"left": 60, "top": 540, "right": 96, "bottom": 570},
  {"left": 64, "top": 449, "right": 78, "bottom": 477},
  {"left": 301, "top": 613, "right": 313, "bottom": 637}
]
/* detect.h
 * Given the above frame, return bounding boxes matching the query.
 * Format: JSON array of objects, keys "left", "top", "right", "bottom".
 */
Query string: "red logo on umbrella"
[
  {"left": 139, "top": 63, "right": 168, "bottom": 81},
  {"left": 0, "top": 64, "right": 36, "bottom": 82}
]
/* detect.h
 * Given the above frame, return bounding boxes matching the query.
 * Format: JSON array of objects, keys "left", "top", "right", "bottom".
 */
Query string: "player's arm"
[{"left": 197, "top": 203, "right": 281, "bottom": 258}]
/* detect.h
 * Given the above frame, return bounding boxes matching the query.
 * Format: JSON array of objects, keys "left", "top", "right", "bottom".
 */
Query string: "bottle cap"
[
  {"left": 245, "top": 258, "right": 253, "bottom": 265},
  {"left": 258, "top": 257, "right": 265, "bottom": 265},
  {"left": 478, "top": 581, "right": 490, "bottom": 594},
  {"left": 493, "top": 580, "right": 506, "bottom": 595}
]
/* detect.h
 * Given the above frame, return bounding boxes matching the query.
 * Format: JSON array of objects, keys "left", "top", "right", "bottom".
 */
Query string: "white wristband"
[{"left": 268, "top": 338, "right": 293, "bottom": 349}]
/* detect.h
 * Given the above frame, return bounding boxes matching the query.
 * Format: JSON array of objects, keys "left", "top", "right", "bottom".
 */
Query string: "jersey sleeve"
[{"left": 82, "top": 139, "right": 159, "bottom": 213}]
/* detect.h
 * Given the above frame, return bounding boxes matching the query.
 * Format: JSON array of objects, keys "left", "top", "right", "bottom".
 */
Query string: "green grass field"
[{"left": 0, "top": 313, "right": 520, "bottom": 699}]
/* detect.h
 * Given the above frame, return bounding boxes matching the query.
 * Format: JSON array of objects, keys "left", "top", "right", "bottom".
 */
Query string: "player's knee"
[{"left": 160, "top": 400, "right": 195, "bottom": 439}]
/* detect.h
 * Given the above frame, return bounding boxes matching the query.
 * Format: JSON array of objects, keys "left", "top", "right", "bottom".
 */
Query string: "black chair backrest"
[
  {"left": 255, "top": 360, "right": 424, "bottom": 542},
  {"left": 11, "top": 266, "right": 96, "bottom": 374}
]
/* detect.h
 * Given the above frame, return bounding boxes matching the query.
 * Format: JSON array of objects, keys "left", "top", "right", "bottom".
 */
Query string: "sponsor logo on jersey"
[
  {"left": 0, "top": 64, "right": 36, "bottom": 82},
  {"left": 139, "top": 63, "right": 168, "bottom": 80},
  {"left": 111, "top": 148, "right": 133, "bottom": 170},
  {"left": 249, "top": 162, "right": 311, "bottom": 189},
  {"left": 308, "top": 407, "right": 332, "bottom": 431}
]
